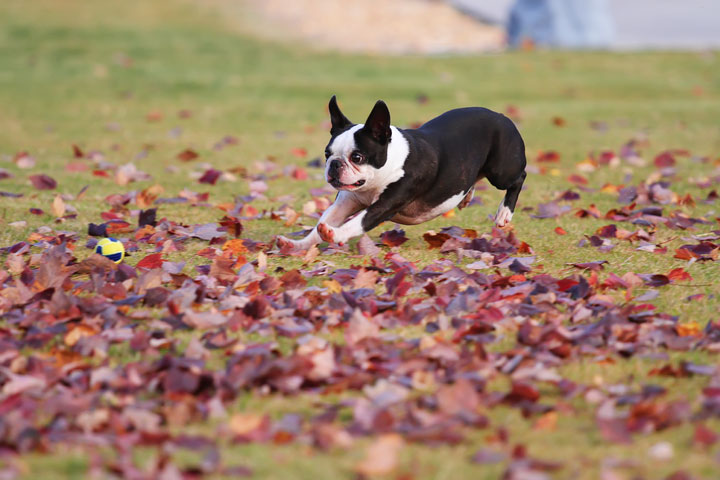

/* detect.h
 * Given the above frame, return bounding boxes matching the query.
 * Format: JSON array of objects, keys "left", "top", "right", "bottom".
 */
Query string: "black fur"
[{"left": 328, "top": 99, "right": 527, "bottom": 234}]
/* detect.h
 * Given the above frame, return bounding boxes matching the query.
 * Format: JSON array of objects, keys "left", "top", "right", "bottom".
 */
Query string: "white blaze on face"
[{"left": 325, "top": 124, "right": 367, "bottom": 186}]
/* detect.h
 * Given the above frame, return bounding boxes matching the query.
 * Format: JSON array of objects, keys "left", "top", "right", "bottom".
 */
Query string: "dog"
[{"left": 277, "top": 96, "right": 527, "bottom": 249}]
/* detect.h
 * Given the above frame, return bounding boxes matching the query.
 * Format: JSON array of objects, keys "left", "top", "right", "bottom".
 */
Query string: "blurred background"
[{"left": 246, "top": 0, "right": 720, "bottom": 54}]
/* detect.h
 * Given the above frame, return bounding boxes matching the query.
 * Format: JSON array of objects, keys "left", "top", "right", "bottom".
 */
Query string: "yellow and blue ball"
[{"left": 95, "top": 237, "right": 125, "bottom": 264}]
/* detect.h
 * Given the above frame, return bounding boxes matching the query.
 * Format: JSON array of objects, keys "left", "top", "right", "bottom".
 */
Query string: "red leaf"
[
  {"left": 518, "top": 241, "right": 534, "bottom": 254},
  {"left": 198, "top": 168, "right": 222, "bottom": 185},
  {"left": 674, "top": 248, "right": 695, "bottom": 260},
  {"left": 29, "top": 174, "right": 57, "bottom": 190},
  {"left": 667, "top": 268, "right": 692, "bottom": 283},
  {"left": 106, "top": 221, "right": 132, "bottom": 234},
  {"left": 92, "top": 170, "right": 110, "bottom": 177},
  {"left": 568, "top": 174, "right": 588, "bottom": 185},
  {"left": 291, "top": 167, "right": 308, "bottom": 180},
  {"left": 504, "top": 382, "right": 540, "bottom": 403},
  {"left": 554, "top": 227, "right": 567, "bottom": 235},
  {"left": 536, "top": 151, "right": 560, "bottom": 163},
  {"left": 136, "top": 253, "right": 163, "bottom": 270},
  {"left": 290, "top": 147, "right": 307, "bottom": 158},
  {"left": 693, "top": 424, "right": 718, "bottom": 448},
  {"left": 29, "top": 208, "right": 44, "bottom": 215},
  {"left": 596, "top": 224, "right": 617, "bottom": 238},
  {"left": 101, "top": 211, "right": 121, "bottom": 220},
  {"left": 654, "top": 151, "right": 676, "bottom": 167}
]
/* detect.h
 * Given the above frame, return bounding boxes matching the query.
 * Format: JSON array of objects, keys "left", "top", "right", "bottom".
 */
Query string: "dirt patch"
[{"left": 239, "top": 0, "right": 504, "bottom": 55}]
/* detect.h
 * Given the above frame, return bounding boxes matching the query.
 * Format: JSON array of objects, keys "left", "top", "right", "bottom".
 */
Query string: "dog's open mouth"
[{"left": 331, "top": 179, "right": 366, "bottom": 189}]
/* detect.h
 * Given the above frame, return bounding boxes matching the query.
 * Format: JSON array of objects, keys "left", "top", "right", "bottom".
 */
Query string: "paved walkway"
[
  {"left": 450, "top": 0, "right": 720, "bottom": 49},
  {"left": 241, "top": 0, "right": 503, "bottom": 54}
]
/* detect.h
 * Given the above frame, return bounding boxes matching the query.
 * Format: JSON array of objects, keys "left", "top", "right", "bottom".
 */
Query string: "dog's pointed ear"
[
  {"left": 329, "top": 95, "right": 352, "bottom": 135},
  {"left": 363, "top": 100, "right": 391, "bottom": 144}
]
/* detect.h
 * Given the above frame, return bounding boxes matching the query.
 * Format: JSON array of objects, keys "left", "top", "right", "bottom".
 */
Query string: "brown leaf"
[
  {"left": 77, "top": 253, "right": 119, "bottom": 274},
  {"left": 423, "top": 232, "right": 451, "bottom": 248},
  {"left": 65, "top": 324, "right": 99, "bottom": 347},
  {"left": 51, "top": 194, "right": 65, "bottom": 217},
  {"left": 177, "top": 149, "right": 199, "bottom": 161},
  {"left": 209, "top": 257, "right": 236, "bottom": 283},
  {"left": 380, "top": 229, "right": 408, "bottom": 247},
  {"left": 436, "top": 378, "right": 480, "bottom": 416},
  {"left": 355, "top": 434, "right": 404, "bottom": 476},
  {"left": 346, "top": 309, "right": 379, "bottom": 346},
  {"left": 353, "top": 268, "right": 379, "bottom": 289},
  {"left": 137, "top": 184, "right": 164, "bottom": 207},
  {"left": 230, "top": 413, "right": 266, "bottom": 436},
  {"left": 357, "top": 234, "right": 380, "bottom": 256}
]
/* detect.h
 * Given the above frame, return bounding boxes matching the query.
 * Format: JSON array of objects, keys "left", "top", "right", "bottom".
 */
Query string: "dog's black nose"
[{"left": 328, "top": 159, "right": 341, "bottom": 177}]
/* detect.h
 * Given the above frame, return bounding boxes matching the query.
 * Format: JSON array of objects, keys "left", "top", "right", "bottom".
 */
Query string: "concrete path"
[{"left": 450, "top": 0, "right": 720, "bottom": 49}]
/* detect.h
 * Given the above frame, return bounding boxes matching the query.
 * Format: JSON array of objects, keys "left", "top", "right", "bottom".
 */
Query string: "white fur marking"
[
  {"left": 348, "top": 126, "right": 409, "bottom": 206},
  {"left": 423, "top": 191, "right": 466, "bottom": 220},
  {"left": 393, "top": 190, "right": 467, "bottom": 224},
  {"left": 326, "top": 210, "right": 367, "bottom": 244},
  {"left": 495, "top": 202, "right": 513, "bottom": 227},
  {"left": 325, "top": 124, "right": 410, "bottom": 202}
]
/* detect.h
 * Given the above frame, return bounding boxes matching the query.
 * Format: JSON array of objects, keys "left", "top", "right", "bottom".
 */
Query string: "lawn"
[{"left": 0, "top": 1, "right": 719, "bottom": 479}]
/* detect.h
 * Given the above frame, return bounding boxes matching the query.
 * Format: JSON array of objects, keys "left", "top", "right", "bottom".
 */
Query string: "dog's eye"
[
  {"left": 324, "top": 149, "right": 331, "bottom": 159},
  {"left": 350, "top": 151, "right": 364, "bottom": 163}
]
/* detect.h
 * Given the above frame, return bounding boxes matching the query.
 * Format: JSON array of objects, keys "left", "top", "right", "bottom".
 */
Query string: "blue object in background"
[{"left": 507, "top": 0, "right": 614, "bottom": 49}]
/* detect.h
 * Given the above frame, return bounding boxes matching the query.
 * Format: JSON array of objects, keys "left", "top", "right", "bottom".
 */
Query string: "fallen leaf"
[
  {"left": 136, "top": 253, "right": 163, "bottom": 270},
  {"left": 380, "top": 229, "right": 408, "bottom": 247},
  {"left": 355, "top": 434, "right": 404, "bottom": 476},
  {"left": 51, "top": 195, "right": 65, "bottom": 217},
  {"left": 177, "top": 149, "right": 199, "bottom": 161},
  {"left": 29, "top": 174, "right": 57, "bottom": 190}
]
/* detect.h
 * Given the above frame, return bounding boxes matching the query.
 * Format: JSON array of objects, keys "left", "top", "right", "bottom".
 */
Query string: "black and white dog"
[{"left": 277, "top": 96, "right": 527, "bottom": 249}]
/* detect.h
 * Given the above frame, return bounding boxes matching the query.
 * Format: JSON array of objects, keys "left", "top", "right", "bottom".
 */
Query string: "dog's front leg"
[
  {"left": 277, "top": 191, "right": 363, "bottom": 250},
  {"left": 317, "top": 181, "right": 415, "bottom": 245}
]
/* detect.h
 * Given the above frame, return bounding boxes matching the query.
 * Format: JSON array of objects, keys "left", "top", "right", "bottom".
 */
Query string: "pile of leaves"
[
  {"left": 1, "top": 131, "right": 720, "bottom": 478},
  {"left": 1, "top": 197, "right": 719, "bottom": 478}
]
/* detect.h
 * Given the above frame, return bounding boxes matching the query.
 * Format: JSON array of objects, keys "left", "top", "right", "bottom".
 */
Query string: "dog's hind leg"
[{"left": 495, "top": 171, "right": 526, "bottom": 227}]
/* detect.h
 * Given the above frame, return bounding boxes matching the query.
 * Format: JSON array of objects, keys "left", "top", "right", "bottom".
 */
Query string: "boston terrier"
[{"left": 277, "top": 96, "right": 527, "bottom": 249}]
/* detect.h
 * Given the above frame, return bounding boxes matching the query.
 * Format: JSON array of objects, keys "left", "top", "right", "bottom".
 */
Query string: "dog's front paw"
[
  {"left": 317, "top": 223, "right": 336, "bottom": 243},
  {"left": 317, "top": 223, "right": 345, "bottom": 245}
]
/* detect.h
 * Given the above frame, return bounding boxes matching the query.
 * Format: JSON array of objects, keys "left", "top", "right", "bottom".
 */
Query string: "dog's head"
[{"left": 324, "top": 95, "right": 394, "bottom": 192}]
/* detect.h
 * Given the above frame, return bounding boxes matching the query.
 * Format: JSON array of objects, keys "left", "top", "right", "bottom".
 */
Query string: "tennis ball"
[{"left": 94, "top": 237, "right": 125, "bottom": 264}]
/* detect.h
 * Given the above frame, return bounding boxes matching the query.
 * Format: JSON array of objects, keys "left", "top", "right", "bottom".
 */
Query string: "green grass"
[{"left": 1, "top": 0, "right": 719, "bottom": 478}]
